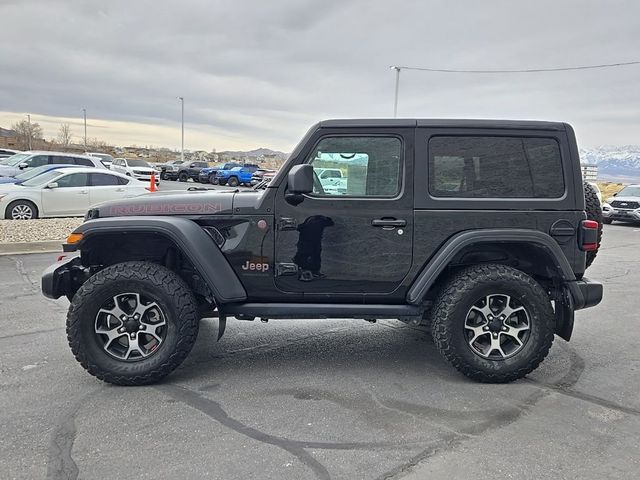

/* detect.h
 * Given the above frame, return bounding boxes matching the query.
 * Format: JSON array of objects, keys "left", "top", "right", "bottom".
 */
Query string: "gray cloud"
[{"left": 1, "top": 0, "right": 639, "bottom": 150}]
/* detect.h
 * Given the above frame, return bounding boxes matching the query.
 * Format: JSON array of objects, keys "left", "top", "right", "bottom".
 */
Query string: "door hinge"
[
  {"left": 276, "top": 263, "right": 298, "bottom": 276},
  {"left": 278, "top": 217, "right": 297, "bottom": 230}
]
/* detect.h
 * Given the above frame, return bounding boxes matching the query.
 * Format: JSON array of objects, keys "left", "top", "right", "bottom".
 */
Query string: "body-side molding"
[
  {"left": 70, "top": 216, "right": 247, "bottom": 303},
  {"left": 406, "top": 229, "right": 579, "bottom": 305}
]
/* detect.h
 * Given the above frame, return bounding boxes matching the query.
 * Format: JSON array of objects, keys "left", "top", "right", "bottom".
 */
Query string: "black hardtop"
[{"left": 319, "top": 118, "right": 567, "bottom": 131}]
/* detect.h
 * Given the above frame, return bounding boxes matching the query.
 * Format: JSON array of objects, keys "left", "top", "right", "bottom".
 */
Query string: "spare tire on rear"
[{"left": 583, "top": 181, "right": 602, "bottom": 270}]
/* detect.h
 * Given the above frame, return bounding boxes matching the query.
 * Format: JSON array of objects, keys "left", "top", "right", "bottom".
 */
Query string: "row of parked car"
[
  {"left": 0, "top": 151, "right": 149, "bottom": 220},
  {"left": 156, "top": 160, "right": 277, "bottom": 187}
]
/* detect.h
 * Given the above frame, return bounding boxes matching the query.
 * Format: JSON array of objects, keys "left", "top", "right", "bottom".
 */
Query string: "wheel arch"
[
  {"left": 70, "top": 217, "right": 247, "bottom": 304},
  {"left": 5, "top": 197, "right": 40, "bottom": 219},
  {"left": 407, "top": 229, "right": 577, "bottom": 306}
]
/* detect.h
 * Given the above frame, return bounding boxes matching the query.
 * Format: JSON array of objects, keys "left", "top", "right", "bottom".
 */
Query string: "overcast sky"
[{"left": 1, "top": 0, "right": 639, "bottom": 151}]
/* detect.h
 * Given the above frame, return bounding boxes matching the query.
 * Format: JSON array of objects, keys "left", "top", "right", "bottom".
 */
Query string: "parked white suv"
[
  {"left": 110, "top": 158, "right": 158, "bottom": 183},
  {"left": 0, "top": 151, "right": 106, "bottom": 178}
]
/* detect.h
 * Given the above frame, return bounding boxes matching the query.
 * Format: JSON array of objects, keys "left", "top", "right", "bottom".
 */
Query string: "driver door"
[
  {"left": 274, "top": 129, "right": 414, "bottom": 300},
  {"left": 41, "top": 172, "right": 92, "bottom": 216}
]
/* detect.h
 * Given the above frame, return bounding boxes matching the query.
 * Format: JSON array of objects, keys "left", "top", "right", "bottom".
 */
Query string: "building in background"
[
  {"left": 581, "top": 163, "right": 598, "bottom": 181},
  {"left": 0, "top": 127, "right": 19, "bottom": 149}
]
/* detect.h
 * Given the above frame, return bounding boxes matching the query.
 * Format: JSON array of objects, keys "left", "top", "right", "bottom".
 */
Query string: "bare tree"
[
  {"left": 11, "top": 120, "right": 43, "bottom": 150},
  {"left": 57, "top": 123, "right": 73, "bottom": 148}
]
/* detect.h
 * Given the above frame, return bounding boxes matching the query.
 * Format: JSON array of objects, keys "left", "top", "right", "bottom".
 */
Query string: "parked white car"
[
  {"left": 85, "top": 152, "right": 114, "bottom": 169},
  {"left": 0, "top": 167, "right": 149, "bottom": 219},
  {"left": 0, "top": 151, "right": 105, "bottom": 178},
  {"left": 110, "top": 158, "right": 158, "bottom": 183}
]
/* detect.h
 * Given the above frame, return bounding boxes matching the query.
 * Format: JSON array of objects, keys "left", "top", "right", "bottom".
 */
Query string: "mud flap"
[
  {"left": 217, "top": 315, "right": 227, "bottom": 341},
  {"left": 555, "top": 286, "right": 575, "bottom": 341}
]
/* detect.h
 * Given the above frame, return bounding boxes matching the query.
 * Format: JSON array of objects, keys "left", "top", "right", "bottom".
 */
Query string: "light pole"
[
  {"left": 391, "top": 66, "right": 401, "bottom": 118},
  {"left": 177, "top": 96, "right": 184, "bottom": 162},
  {"left": 26, "top": 114, "right": 32, "bottom": 150},
  {"left": 82, "top": 108, "right": 87, "bottom": 150}
]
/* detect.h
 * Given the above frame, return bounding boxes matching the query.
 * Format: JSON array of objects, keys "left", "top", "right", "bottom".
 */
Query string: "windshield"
[
  {"left": 14, "top": 165, "right": 55, "bottom": 180},
  {"left": 617, "top": 186, "right": 640, "bottom": 197},
  {"left": 1, "top": 153, "right": 31, "bottom": 166},
  {"left": 128, "top": 159, "right": 150, "bottom": 167},
  {"left": 20, "top": 169, "right": 64, "bottom": 187}
]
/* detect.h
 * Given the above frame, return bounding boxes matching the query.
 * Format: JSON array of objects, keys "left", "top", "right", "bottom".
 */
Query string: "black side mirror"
[
  {"left": 286, "top": 164, "right": 314, "bottom": 205},
  {"left": 288, "top": 164, "right": 313, "bottom": 194}
]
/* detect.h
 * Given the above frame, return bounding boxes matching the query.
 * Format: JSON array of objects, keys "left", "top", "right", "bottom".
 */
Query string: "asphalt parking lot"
[{"left": 1, "top": 224, "right": 639, "bottom": 480}]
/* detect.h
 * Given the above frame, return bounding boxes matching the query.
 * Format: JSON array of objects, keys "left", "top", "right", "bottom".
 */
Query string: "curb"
[{"left": 0, "top": 240, "right": 64, "bottom": 256}]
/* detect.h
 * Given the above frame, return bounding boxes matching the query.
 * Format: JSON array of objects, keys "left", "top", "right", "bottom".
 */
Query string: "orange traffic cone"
[{"left": 146, "top": 173, "right": 158, "bottom": 192}]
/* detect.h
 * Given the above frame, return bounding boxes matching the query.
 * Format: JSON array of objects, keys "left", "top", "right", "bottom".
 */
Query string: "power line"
[{"left": 391, "top": 60, "right": 640, "bottom": 74}]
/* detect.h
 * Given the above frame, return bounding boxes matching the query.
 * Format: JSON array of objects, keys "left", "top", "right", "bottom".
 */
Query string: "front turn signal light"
[{"left": 66, "top": 232, "right": 84, "bottom": 244}]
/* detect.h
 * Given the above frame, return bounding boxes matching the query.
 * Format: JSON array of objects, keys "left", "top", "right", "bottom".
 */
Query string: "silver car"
[
  {"left": 0, "top": 151, "right": 106, "bottom": 178},
  {"left": 602, "top": 184, "right": 640, "bottom": 224}
]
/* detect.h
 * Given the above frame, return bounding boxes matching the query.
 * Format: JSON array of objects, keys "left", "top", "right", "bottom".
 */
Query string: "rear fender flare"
[
  {"left": 71, "top": 216, "right": 247, "bottom": 304},
  {"left": 406, "top": 229, "right": 580, "bottom": 306}
]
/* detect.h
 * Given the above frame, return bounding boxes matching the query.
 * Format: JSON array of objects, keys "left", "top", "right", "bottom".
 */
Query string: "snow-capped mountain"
[{"left": 579, "top": 145, "right": 640, "bottom": 181}]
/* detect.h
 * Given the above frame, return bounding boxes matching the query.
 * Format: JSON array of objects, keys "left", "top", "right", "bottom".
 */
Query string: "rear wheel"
[
  {"left": 583, "top": 181, "right": 602, "bottom": 269},
  {"left": 5, "top": 200, "right": 38, "bottom": 220},
  {"left": 431, "top": 264, "right": 554, "bottom": 383},
  {"left": 66, "top": 261, "right": 199, "bottom": 386},
  {"left": 228, "top": 176, "right": 239, "bottom": 187}
]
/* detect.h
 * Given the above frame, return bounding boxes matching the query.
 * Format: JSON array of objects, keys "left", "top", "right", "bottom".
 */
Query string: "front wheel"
[
  {"left": 66, "top": 261, "right": 199, "bottom": 386},
  {"left": 218, "top": 179, "right": 227, "bottom": 186},
  {"left": 602, "top": 217, "right": 613, "bottom": 225},
  {"left": 160, "top": 172, "right": 167, "bottom": 180},
  {"left": 431, "top": 264, "right": 554, "bottom": 383},
  {"left": 228, "top": 176, "right": 239, "bottom": 187},
  {"left": 178, "top": 172, "right": 188, "bottom": 182},
  {"left": 209, "top": 174, "right": 218, "bottom": 185},
  {"left": 5, "top": 200, "right": 38, "bottom": 220}
]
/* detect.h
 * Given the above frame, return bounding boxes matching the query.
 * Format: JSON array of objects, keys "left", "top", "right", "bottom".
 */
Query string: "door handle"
[
  {"left": 79, "top": 190, "right": 88, "bottom": 195},
  {"left": 371, "top": 218, "right": 407, "bottom": 228},
  {"left": 115, "top": 188, "right": 125, "bottom": 192}
]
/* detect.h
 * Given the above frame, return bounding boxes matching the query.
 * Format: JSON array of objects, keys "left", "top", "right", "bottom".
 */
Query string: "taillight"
[{"left": 580, "top": 219, "right": 599, "bottom": 251}]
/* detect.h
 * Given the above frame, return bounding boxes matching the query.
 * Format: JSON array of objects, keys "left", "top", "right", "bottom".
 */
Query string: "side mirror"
[
  {"left": 612, "top": 192, "right": 617, "bottom": 196},
  {"left": 288, "top": 164, "right": 314, "bottom": 194},
  {"left": 19, "top": 162, "right": 28, "bottom": 169},
  {"left": 46, "top": 182, "right": 59, "bottom": 189}
]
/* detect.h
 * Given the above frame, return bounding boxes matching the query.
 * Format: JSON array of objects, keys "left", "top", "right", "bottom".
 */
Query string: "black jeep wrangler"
[{"left": 42, "top": 119, "right": 603, "bottom": 386}]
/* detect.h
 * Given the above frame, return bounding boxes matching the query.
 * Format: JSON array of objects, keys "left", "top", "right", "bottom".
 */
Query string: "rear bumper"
[{"left": 569, "top": 277, "right": 603, "bottom": 310}]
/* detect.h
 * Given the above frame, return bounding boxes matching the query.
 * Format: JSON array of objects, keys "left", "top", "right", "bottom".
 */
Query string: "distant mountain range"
[
  {"left": 580, "top": 145, "right": 640, "bottom": 182},
  {"left": 218, "top": 148, "right": 289, "bottom": 160}
]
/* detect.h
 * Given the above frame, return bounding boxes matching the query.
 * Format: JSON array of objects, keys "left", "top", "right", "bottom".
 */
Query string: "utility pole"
[
  {"left": 82, "top": 108, "right": 87, "bottom": 150},
  {"left": 177, "top": 97, "right": 184, "bottom": 162},
  {"left": 391, "top": 66, "right": 401, "bottom": 118},
  {"left": 27, "top": 114, "right": 32, "bottom": 150}
]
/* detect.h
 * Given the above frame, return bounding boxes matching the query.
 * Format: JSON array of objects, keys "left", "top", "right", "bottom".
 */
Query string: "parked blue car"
[
  {"left": 216, "top": 166, "right": 259, "bottom": 187},
  {"left": 0, "top": 164, "right": 76, "bottom": 184}
]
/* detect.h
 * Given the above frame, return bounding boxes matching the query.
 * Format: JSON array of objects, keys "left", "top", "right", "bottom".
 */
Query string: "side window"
[
  {"left": 91, "top": 173, "right": 120, "bottom": 186},
  {"left": 428, "top": 136, "right": 564, "bottom": 198},
  {"left": 117, "top": 176, "right": 129, "bottom": 185},
  {"left": 26, "top": 155, "right": 48, "bottom": 167},
  {"left": 306, "top": 136, "right": 402, "bottom": 197},
  {"left": 74, "top": 157, "right": 95, "bottom": 167},
  {"left": 55, "top": 173, "right": 90, "bottom": 188}
]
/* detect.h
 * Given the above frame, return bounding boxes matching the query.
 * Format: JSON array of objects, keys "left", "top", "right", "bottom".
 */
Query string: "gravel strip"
[{"left": 0, "top": 218, "right": 84, "bottom": 243}]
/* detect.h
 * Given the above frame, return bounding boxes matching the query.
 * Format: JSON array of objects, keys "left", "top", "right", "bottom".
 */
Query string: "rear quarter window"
[{"left": 429, "top": 136, "right": 565, "bottom": 199}]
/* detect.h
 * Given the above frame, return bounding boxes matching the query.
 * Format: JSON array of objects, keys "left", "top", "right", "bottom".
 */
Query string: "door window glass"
[
  {"left": 307, "top": 137, "right": 402, "bottom": 197},
  {"left": 429, "top": 136, "right": 564, "bottom": 198},
  {"left": 91, "top": 173, "right": 120, "bottom": 186},
  {"left": 26, "top": 155, "right": 48, "bottom": 167},
  {"left": 55, "top": 173, "right": 90, "bottom": 188}
]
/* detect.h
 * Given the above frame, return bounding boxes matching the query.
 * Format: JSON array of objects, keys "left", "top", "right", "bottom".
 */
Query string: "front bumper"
[
  {"left": 199, "top": 173, "right": 212, "bottom": 182},
  {"left": 606, "top": 208, "right": 640, "bottom": 221},
  {"left": 41, "top": 256, "right": 85, "bottom": 299}
]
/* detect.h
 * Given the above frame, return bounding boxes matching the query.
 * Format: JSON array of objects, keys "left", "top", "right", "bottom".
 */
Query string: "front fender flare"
[{"left": 68, "top": 216, "right": 247, "bottom": 304}]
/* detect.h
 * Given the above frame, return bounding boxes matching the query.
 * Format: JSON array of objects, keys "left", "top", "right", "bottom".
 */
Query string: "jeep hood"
[{"left": 91, "top": 189, "right": 256, "bottom": 218}]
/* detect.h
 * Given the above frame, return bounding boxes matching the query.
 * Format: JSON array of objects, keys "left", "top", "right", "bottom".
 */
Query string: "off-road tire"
[
  {"left": 159, "top": 172, "right": 167, "bottom": 180},
  {"left": 228, "top": 176, "right": 239, "bottom": 187},
  {"left": 431, "top": 264, "right": 555, "bottom": 383},
  {"left": 218, "top": 179, "right": 227, "bottom": 186},
  {"left": 583, "top": 181, "right": 602, "bottom": 269},
  {"left": 602, "top": 217, "right": 612, "bottom": 225},
  {"left": 66, "top": 261, "right": 199, "bottom": 386},
  {"left": 209, "top": 174, "right": 218, "bottom": 185},
  {"left": 178, "top": 172, "right": 188, "bottom": 182},
  {"left": 5, "top": 200, "right": 38, "bottom": 220}
]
